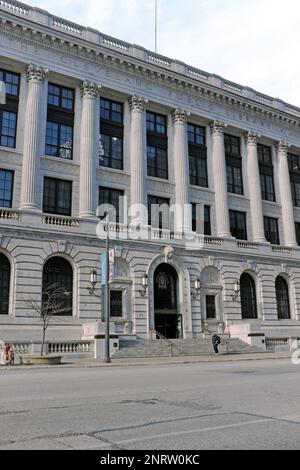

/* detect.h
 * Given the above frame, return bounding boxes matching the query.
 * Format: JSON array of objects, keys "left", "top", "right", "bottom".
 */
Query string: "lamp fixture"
[
  {"left": 232, "top": 279, "right": 240, "bottom": 301},
  {"left": 88, "top": 269, "right": 97, "bottom": 295},
  {"left": 191, "top": 277, "right": 201, "bottom": 300},
  {"left": 139, "top": 274, "right": 148, "bottom": 297}
]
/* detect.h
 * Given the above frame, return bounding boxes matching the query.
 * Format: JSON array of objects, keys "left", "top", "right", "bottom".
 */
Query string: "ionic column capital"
[
  {"left": 245, "top": 131, "right": 261, "bottom": 145},
  {"left": 26, "top": 63, "right": 48, "bottom": 83},
  {"left": 171, "top": 108, "right": 190, "bottom": 124},
  {"left": 276, "top": 140, "right": 291, "bottom": 155},
  {"left": 210, "top": 120, "right": 228, "bottom": 135},
  {"left": 81, "top": 80, "right": 102, "bottom": 98},
  {"left": 129, "top": 95, "right": 148, "bottom": 112}
]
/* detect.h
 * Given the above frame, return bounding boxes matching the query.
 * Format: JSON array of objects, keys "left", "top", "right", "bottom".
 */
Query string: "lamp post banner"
[
  {"left": 109, "top": 248, "right": 115, "bottom": 283},
  {"left": 101, "top": 252, "right": 108, "bottom": 286}
]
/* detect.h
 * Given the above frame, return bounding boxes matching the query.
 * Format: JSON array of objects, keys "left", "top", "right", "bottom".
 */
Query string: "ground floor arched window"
[
  {"left": 276, "top": 276, "right": 291, "bottom": 320},
  {"left": 240, "top": 273, "right": 258, "bottom": 319},
  {"left": 42, "top": 257, "right": 73, "bottom": 316},
  {"left": 0, "top": 254, "right": 10, "bottom": 315}
]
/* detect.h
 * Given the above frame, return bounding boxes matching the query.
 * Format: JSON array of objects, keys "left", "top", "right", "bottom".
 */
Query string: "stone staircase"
[{"left": 113, "top": 337, "right": 266, "bottom": 359}]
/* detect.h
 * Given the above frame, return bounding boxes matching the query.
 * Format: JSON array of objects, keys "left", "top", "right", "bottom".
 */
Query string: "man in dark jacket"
[{"left": 212, "top": 334, "right": 221, "bottom": 354}]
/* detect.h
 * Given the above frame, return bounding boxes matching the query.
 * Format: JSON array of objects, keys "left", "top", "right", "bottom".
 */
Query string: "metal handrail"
[{"left": 149, "top": 330, "right": 173, "bottom": 357}]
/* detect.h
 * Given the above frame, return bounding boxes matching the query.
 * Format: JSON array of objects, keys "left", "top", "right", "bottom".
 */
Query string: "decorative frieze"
[
  {"left": 171, "top": 108, "right": 190, "bottom": 124},
  {"left": 129, "top": 95, "right": 148, "bottom": 112},
  {"left": 26, "top": 63, "right": 48, "bottom": 83},
  {"left": 210, "top": 120, "right": 227, "bottom": 135},
  {"left": 80, "top": 80, "right": 101, "bottom": 98}
]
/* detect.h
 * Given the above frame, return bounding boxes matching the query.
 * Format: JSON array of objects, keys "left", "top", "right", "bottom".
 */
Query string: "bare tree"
[{"left": 25, "top": 284, "right": 71, "bottom": 356}]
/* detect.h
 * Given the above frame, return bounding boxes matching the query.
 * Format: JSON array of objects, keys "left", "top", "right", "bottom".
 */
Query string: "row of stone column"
[{"left": 19, "top": 64, "right": 297, "bottom": 246}]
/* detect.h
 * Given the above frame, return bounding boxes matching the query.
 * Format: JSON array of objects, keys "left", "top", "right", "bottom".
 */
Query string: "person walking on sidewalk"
[{"left": 212, "top": 334, "right": 221, "bottom": 354}]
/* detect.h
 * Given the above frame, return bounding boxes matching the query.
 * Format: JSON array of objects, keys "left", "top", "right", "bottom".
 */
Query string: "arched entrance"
[
  {"left": 42, "top": 257, "right": 73, "bottom": 316},
  {"left": 0, "top": 254, "right": 10, "bottom": 315},
  {"left": 240, "top": 273, "right": 258, "bottom": 319},
  {"left": 154, "top": 263, "right": 181, "bottom": 338},
  {"left": 276, "top": 276, "right": 291, "bottom": 320}
]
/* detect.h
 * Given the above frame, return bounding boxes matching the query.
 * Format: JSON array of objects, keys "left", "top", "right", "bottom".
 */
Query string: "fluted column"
[
  {"left": 129, "top": 95, "right": 148, "bottom": 226},
  {"left": 210, "top": 121, "right": 231, "bottom": 237},
  {"left": 172, "top": 109, "right": 192, "bottom": 233},
  {"left": 79, "top": 81, "right": 101, "bottom": 218},
  {"left": 276, "top": 141, "right": 297, "bottom": 247},
  {"left": 245, "top": 131, "right": 265, "bottom": 242},
  {"left": 20, "top": 64, "right": 47, "bottom": 210}
]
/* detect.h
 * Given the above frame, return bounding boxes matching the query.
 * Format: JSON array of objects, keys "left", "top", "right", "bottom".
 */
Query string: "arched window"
[
  {"left": 42, "top": 257, "right": 73, "bottom": 316},
  {"left": 276, "top": 276, "right": 291, "bottom": 320},
  {"left": 240, "top": 273, "right": 258, "bottom": 319},
  {"left": 0, "top": 254, "right": 10, "bottom": 315}
]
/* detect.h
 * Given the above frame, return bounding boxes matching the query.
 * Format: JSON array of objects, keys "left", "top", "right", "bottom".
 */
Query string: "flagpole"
[{"left": 155, "top": 0, "right": 158, "bottom": 53}]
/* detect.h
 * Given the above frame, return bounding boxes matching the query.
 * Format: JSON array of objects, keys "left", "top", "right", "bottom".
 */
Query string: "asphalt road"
[{"left": 0, "top": 358, "right": 300, "bottom": 450}]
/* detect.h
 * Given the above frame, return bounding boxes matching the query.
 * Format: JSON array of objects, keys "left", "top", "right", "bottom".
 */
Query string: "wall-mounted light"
[
  {"left": 191, "top": 277, "right": 201, "bottom": 300},
  {"left": 88, "top": 269, "right": 97, "bottom": 295},
  {"left": 232, "top": 280, "right": 240, "bottom": 301},
  {"left": 139, "top": 274, "right": 148, "bottom": 297}
]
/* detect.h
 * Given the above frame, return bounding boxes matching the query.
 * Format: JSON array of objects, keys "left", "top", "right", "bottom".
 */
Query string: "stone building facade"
[{"left": 1, "top": 1, "right": 300, "bottom": 352}]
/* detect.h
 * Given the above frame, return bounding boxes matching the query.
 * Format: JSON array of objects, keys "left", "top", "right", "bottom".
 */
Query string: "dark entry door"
[{"left": 154, "top": 263, "right": 180, "bottom": 339}]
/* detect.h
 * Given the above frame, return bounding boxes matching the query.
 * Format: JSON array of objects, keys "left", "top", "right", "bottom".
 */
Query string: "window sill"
[
  {"left": 146, "top": 176, "right": 175, "bottom": 185},
  {"left": 42, "top": 156, "right": 79, "bottom": 166},
  {"left": 97, "top": 166, "right": 130, "bottom": 177},
  {"left": 0, "top": 146, "right": 20, "bottom": 154},
  {"left": 190, "top": 185, "right": 214, "bottom": 194}
]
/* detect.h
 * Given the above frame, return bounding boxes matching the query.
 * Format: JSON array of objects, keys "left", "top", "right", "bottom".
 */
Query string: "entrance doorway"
[{"left": 154, "top": 263, "right": 181, "bottom": 339}]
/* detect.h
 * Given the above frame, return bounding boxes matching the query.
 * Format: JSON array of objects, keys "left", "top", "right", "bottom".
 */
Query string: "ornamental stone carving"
[
  {"left": 210, "top": 120, "right": 227, "bottom": 134},
  {"left": 245, "top": 131, "right": 261, "bottom": 145},
  {"left": 171, "top": 109, "right": 190, "bottom": 123},
  {"left": 276, "top": 140, "right": 291, "bottom": 154},
  {"left": 26, "top": 63, "right": 48, "bottom": 83},
  {"left": 129, "top": 95, "right": 148, "bottom": 112},
  {"left": 80, "top": 80, "right": 102, "bottom": 98},
  {"left": 162, "top": 246, "right": 174, "bottom": 263}
]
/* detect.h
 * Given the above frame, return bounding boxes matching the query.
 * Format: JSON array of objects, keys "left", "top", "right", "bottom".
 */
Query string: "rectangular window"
[
  {"left": 187, "top": 124, "right": 206, "bottom": 145},
  {"left": 206, "top": 296, "right": 216, "bottom": 319},
  {"left": 264, "top": 216, "right": 280, "bottom": 245},
  {"left": 100, "top": 98, "right": 123, "bottom": 169},
  {"left": 0, "top": 169, "right": 14, "bottom": 208},
  {"left": 258, "top": 144, "right": 275, "bottom": 202},
  {"left": 230, "top": 210, "right": 247, "bottom": 240},
  {"left": 225, "top": 134, "right": 243, "bottom": 195},
  {"left": 99, "top": 187, "right": 124, "bottom": 223},
  {"left": 0, "top": 69, "right": 20, "bottom": 149},
  {"left": 46, "top": 84, "right": 74, "bottom": 159},
  {"left": 188, "top": 124, "right": 208, "bottom": 188},
  {"left": 192, "top": 204, "right": 211, "bottom": 235},
  {"left": 148, "top": 195, "right": 170, "bottom": 229},
  {"left": 146, "top": 112, "right": 166, "bottom": 135},
  {"left": 291, "top": 181, "right": 300, "bottom": 208},
  {"left": 295, "top": 222, "right": 300, "bottom": 246},
  {"left": 288, "top": 153, "right": 300, "bottom": 207},
  {"left": 43, "top": 177, "right": 72, "bottom": 216},
  {"left": 147, "top": 145, "right": 168, "bottom": 180},
  {"left": 110, "top": 291, "right": 123, "bottom": 318}
]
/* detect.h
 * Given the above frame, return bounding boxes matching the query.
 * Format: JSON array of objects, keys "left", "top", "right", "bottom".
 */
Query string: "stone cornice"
[
  {"left": 276, "top": 141, "right": 291, "bottom": 154},
  {"left": 171, "top": 109, "right": 190, "bottom": 124},
  {"left": 1, "top": 10, "right": 300, "bottom": 129},
  {"left": 80, "top": 80, "right": 102, "bottom": 98},
  {"left": 210, "top": 120, "right": 227, "bottom": 135},
  {"left": 26, "top": 63, "right": 48, "bottom": 82},
  {"left": 245, "top": 131, "right": 261, "bottom": 145},
  {"left": 129, "top": 95, "right": 148, "bottom": 111}
]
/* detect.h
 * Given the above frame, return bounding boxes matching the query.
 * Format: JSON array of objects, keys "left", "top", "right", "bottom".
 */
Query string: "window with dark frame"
[
  {"left": 258, "top": 144, "right": 275, "bottom": 202},
  {"left": 100, "top": 98, "right": 124, "bottom": 170},
  {"left": 225, "top": 134, "right": 243, "bottom": 195},
  {"left": 110, "top": 291, "right": 123, "bottom": 318},
  {"left": 46, "top": 83, "right": 74, "bottom": 160},
  {"left": 43, "top": 177, "right": 72, "bottom": 216},
  {"left": 147, "top": 112, "right": 168, "bottom": 180},
  {"left": 148, "top": 195, "right": 170, "bottom": 229},
  {"left": 0, "top": 169, "right": 14, "bottom": 208},
  {"left": 229, "top": 210, "right": 247, "bottom": 240},
  {"left": 264, "top": 216, "right": 280, "bottom": 245},
  {"left": 99, "top": 187, "right": 124, "bottom": 223},
  {"left": 206, "top": 295, "right": 216, "bottom": 319},
  {"left": 188, "top": 124, "right": 208, "bottom": 188},
  {"left": 192, "top": 203, "right": 211, "bottom": 235},
  {"left": 0, "top": 69, "right": 20, "bottom": 149},
  {"left": 288, "top": 153, "right": 300, "bottom": 207},
  {"left": 295, "top": 222, "right": 300, "bottom": 246},
  {"left": 275, "top": 276, "right": 291, "bottom": 320},
  {"left": 0, "top": 253, "right": 10, "bottom": 315}
]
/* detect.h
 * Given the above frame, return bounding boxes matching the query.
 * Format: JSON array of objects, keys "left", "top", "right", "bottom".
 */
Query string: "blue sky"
[{"left": 25, "top": 0, "right": 300, "bottom": 106}]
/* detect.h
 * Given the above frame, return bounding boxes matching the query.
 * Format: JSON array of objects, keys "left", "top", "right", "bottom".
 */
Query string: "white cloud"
[{"left": 25, "top": 0, "right": 300, "bottom": 106}]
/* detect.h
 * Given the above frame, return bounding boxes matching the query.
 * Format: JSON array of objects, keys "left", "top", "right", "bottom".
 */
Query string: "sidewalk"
[{"left": 0, "top": 351, "right": 292, "bottom": 371}]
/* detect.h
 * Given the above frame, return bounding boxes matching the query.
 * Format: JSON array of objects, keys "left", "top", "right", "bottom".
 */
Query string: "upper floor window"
[
  {"left": 229, "top": 210, "right": 247, "bottom": 240},
  {"left": 295, "top": 222, "right": 300, "bottom": 246},
  {"left": 147, "top": 146, "right": 168, "bottom": 180},
  {"left": 0, "top": 69, "right": 20, "bottom": 149},
  {"left": 188, "top": 124, "right": 206, "bottom": 145},
  {"left": 48, "top": 84, "right": 74, "bottom": 111},
  {"left": 147, "top": 112, "right": 166, "bottom": 135},
  {"left": 288, "top": 153, "right": 300, "bottom": 207},
  {"left": 100, "top": 99, "right": 123, "bottom": 170},
  {"left": 192, "top": 203, "right": 211, "bottom": 235},
  {"left": 99, "top": 187, "right": 124, "bottom": 223},
  {"left": 0, "top": 169, "right": 14, "bottom": 208},
  {"left": 264, "top": 216, "right": 279, "bottom": 245},
  {"left": 225, "top": 134, "right": 243, "bottom": 195},
  {"left": 188, "top": 124, "right": 208, "bottom": 188},
  {"left": 100, "top": 99, "right": 123, "bottom": 124},
  {"left": 257, "top": 144, "right": 275, "bottom": 202},
  {"left": 43, "top": 177, "right": 72, "bottom": 216},
  {"left": 148, "top": 195, "right": 170, "bottom": 229},
  {"left": 46, "top": 84, "right": 74, "bottom": 160}
]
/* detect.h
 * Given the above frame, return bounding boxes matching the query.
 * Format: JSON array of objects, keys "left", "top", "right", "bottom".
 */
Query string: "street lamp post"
[{"left": 104, "top": 212, "right": 111, "bottom": 364}]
